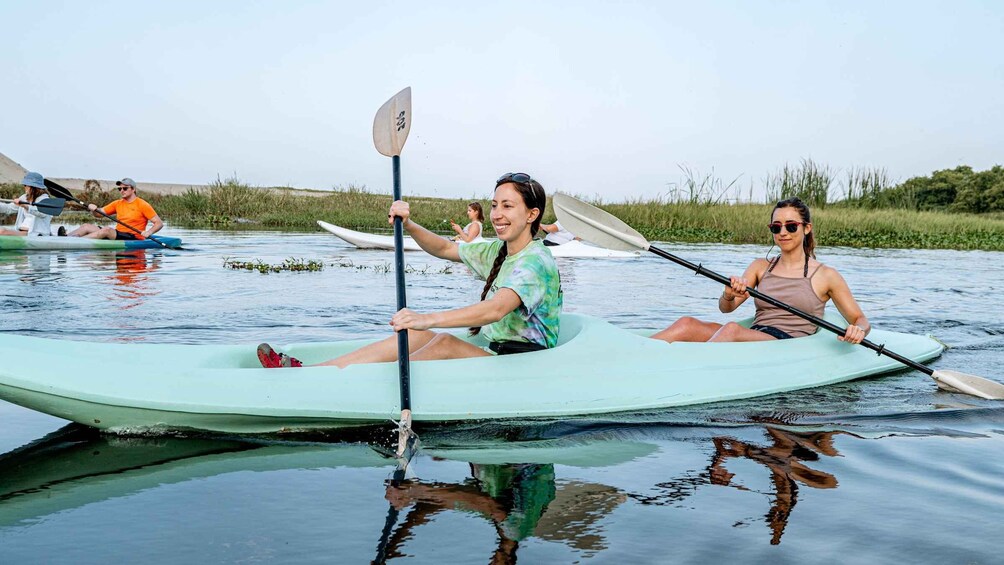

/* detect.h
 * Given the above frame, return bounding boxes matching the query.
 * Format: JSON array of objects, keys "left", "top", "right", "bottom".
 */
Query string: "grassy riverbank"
[{"left": 4, "top": 180, "right": 1004, "bottom": 250}]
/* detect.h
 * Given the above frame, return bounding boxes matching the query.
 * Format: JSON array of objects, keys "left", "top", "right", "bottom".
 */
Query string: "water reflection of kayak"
[
  {"left": 0, "top": 425, "right": 653, "bottom": 529},
  {"left": 0, "top": 313, "right": 943, "bottom": 434},
  {"left": 317, "top": 220, "right": 639, "bottom": 259}
]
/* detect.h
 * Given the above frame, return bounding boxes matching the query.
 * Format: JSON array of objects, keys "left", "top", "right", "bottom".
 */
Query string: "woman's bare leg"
[
  {"left": 0, "top": 228, "right": 25, "bottom": 236},
  {"left": 708, "top": 322, "right": 777, "bottom": 343},
  {"left": 410, "top": 333, "right": 492, "bottom": 361},
  {"left": 314, "top": 329, "right": 439, "bottom": 368},
  {"left": 650, "top": 316, "right": 722, "bottom": 343}
]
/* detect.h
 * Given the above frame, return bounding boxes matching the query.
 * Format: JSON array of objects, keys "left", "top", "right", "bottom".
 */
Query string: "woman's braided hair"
[{"left": 469, "top": 174, "right": 546, "bottom": 336}]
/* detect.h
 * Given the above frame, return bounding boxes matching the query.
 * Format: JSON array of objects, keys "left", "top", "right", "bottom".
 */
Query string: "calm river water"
[{"left": 1, "top": 227, "right": 1002, "bottom": 564}]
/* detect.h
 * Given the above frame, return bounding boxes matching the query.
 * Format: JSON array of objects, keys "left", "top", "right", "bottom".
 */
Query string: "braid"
[{"left": 469, "top": 244, "right": 509, "bottom": 336}]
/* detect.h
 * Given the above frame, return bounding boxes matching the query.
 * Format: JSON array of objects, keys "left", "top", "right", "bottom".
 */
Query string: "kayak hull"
[
  {"left": 317, "top": 220, "right": 639, "bottom": 259},
  {"left": 0, "top": 235, "right": 182, "bottom": 250},
  {"left": 0, "top": 313, "right": 945, "bottom": 434}
]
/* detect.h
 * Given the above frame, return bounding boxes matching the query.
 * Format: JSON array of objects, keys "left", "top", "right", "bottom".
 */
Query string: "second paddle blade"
[{"left": 932, "top": 369, "right": 1004, "bottom": 400}]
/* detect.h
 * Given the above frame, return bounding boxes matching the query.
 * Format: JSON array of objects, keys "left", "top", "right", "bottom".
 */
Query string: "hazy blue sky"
[{"left": 2, "top": 1, "right": 1001, "bottom": 200}]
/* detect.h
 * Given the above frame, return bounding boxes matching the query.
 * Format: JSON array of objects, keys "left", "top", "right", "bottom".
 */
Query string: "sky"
[{"left": 2, "top": 0, "right": 1002, "bottom": 201}]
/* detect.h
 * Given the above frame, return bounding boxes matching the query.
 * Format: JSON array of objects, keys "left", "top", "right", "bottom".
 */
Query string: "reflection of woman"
[
  {"left": 710, "top": 427, "right": 840, "bottom": 545},
  {"left": 383, "top": 463, "right": 556, "bottom": 563},
  {"left": 0, "top": 172, "right": 55, "bottom": 237},
  {"left": 451, "top": 202, "right": 485, "bottom": 243}
]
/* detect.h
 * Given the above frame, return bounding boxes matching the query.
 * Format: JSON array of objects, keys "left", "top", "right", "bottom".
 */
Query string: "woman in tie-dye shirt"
[{"left": 257, "top": 172, "right": 562, "bottom": 368}]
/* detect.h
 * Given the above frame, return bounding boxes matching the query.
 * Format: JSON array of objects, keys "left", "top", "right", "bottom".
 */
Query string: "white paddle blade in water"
[
  {"left": 552, "top": 193, "right": 650, "bottom": 252},
  {"left": 932, "top": 370, "right": 1004, "bottom": 400},
  {"left": 373, "top": 87, "right": 412, "bottom": 157}
]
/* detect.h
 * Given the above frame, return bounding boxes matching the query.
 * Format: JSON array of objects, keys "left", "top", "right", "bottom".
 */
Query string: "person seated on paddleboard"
[
  {"left": 450, "top": 201, "right": 485, "bottom": 243},
  {"left": 651, "top": 197, "right": 870, "bottom": 344},
  {"left": 0, "top": 172, "right": 56, "bottom": 237},
  {"left": 258, "top": 172, "right": 562, "bottom": 368},
  {"left": 539, "top": 221, "right": 579, "bottom": 246},
  {"left": 67, "top": 178, "right": 164, "bottom": 241}
]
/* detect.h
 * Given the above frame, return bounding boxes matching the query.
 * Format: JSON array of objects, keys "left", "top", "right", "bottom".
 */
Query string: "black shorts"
[
  {"left": 749, "top": 324, "right": 794, "bottom": 340},
  {"left": 114, "top": 230, "right": 139, "bottom": 241},
  {"left": 488, "top": 341, "right": 548, "bottom": 355}
]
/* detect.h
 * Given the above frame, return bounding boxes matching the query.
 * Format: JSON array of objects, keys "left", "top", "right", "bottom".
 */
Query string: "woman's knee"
[
  {"left": 710, "top": 322, "right": 744, "bottom": 342},
  {"left": 674, "top": 316, "right": 702, "bottom": 329}
]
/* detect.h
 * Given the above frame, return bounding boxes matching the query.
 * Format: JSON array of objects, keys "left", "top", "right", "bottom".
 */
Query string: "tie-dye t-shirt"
[{"left": 458, "top": 239, "right": 562, "bottom": 348}]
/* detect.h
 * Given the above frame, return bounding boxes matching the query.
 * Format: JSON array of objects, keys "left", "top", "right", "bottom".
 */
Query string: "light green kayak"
[
  {"left": 0, "top": 313, "right": 943, "bottom": 434},
  {"left": 0, "top": 234, "right": 182, "bottom": 250}
]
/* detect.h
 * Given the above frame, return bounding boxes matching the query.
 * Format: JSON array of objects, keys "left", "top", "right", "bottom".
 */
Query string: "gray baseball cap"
[
  {"left": 22, "top": 171, "right": 45, "bottom": 190},
  {"left": 116, "top": 177, "right": 137, "bottom": 188}
]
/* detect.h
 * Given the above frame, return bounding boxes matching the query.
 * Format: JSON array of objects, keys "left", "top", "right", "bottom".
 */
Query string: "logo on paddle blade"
[{"left": 396, "top": 110, "right": 407, "bottom": 132}]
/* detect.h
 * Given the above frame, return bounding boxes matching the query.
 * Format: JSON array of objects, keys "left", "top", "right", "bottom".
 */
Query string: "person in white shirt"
[
  {"left": 540, "top": 221, "right": 578, "bottom": 246},
  {"left": 0, "top": 172, "right": 55, "bottom": 237},
  {"left": 451, "top": 202, "right": 485, "bottom": 243}
]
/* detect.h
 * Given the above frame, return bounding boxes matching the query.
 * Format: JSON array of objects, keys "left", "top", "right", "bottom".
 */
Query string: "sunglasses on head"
[
  {"left": 768, "top": 221, "right": 805, "bottom": 234},
  {"left": 496, "top": 172, "right": 533, "bottom": 186},
  {"left": 496, "top": 172, "right": 541, "bottom": 204}
]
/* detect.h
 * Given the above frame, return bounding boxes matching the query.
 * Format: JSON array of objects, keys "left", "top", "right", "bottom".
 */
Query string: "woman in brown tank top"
[{"left": 650, "top": 198, "right": 870, "bottom": 344}]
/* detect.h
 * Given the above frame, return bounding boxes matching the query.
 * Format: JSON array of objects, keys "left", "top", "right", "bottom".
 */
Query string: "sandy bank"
[{"left": 0, "top": 151, "right": 331, "bottom": 197}]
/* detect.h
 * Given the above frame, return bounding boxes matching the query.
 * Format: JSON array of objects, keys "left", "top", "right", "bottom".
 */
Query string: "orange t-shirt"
[{"left": 103, "top": 198, "right": 158, "bottom": 239}]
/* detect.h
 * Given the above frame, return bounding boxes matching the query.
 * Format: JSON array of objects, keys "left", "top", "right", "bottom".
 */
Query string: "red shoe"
[
  {"left": 280, "top": 354, "right": 303, "bottom": 368},
  {"left": 257, "top": 343, "right": 283, "bottom": 368}
]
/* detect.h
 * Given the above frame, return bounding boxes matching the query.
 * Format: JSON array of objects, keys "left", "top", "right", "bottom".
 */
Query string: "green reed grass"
[{"left": 7, "top": 179, "right": 1004, "bottom": 251}]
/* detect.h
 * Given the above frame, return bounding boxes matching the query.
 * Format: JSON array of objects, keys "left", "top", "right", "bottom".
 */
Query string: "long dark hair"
[
  {"left": 25, "top": 185, "right": 46, "bottom": 204},
  {"left": 470, "top": 175, "right": 546, "bottom": 336},
  {"left": 468, "top": 202, "right": 485, "bottom": 222},
  {"left": 767, "top": 197, "right": 816, "bottom": 277}
]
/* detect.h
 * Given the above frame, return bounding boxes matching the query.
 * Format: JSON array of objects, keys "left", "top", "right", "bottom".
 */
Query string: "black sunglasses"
[
  {"left": 768, "top": 221, "right": 805, "bottom": 234},
  {"left": 496, "top": 172, "right": 542, "bottom": 204},
  {"left": 496, "top": 172, "right": 533, "bottom": 186}
]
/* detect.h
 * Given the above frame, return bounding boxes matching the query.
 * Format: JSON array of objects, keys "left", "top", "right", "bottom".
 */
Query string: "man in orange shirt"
[{"left": 69, "top": 177, "right": 164, "bottom": 240}]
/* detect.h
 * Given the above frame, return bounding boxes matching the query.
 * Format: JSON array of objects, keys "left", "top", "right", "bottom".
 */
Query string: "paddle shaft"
[
  {"left": 43, "top": 180, "right": 172, "bottom": 249},
  {"left": 392, "top": 155, "right": 412, "bottom": 412},
  {"left": 647, "top": 245, "right": 935, "bottom": 376}
]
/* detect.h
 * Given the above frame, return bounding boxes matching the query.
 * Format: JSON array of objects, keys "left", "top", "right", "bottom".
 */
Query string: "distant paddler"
[
  {"left": 539, "top": 221, "right": 579, "bottom": 246},
  {"left": 68, "top": 177, "right": 164, "bottom": 241},
  {"left": 0, "top": 172, "right": 60, "bottom": 236},
  {"left": 450, "top": 201, "right": 485, "bottom": 243}
]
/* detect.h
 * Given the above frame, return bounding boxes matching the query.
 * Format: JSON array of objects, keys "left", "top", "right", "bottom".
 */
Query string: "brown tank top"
[{"left": 752, "top": 262, "right": 825, "bottom": 338}]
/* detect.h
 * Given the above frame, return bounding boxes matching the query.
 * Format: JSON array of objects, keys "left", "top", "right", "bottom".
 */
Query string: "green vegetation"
[
  {"left": 841, "top": 165, "right": 1004, "bottom": 214},
  {"left": 223, "top": 257, "right": 325, "bottom": 274},
  {"left": 4, "top": 163, "right": 1003, "bottom": 251},
  {"left": 222, "top": 256, "right": 456, "bottom": 275}
]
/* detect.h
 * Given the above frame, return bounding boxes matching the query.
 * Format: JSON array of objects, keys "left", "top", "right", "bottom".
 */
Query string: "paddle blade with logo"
[{"left": 373, "top": 87, "right": 412, "bottom": 157}]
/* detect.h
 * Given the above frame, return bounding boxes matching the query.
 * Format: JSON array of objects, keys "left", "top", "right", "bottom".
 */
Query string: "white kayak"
[{"left": 316, "top": 220, "right": 640, "bottom": 259}]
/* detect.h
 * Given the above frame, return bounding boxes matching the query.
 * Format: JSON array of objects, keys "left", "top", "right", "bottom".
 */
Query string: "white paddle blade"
[
  {"left": 932, "top": 370, "right": 1004, "bottom": 400},
  {"left": 552, "top": 193, "right": 650, "bottom": 252},
  {"left": 373, "top": 87, "right": 412, "bottom": 157}
]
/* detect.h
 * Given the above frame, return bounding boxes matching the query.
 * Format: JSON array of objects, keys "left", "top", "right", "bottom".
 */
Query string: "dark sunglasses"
[
  {"left": 496, "top": 172, "right": 542, "bottom": 205},
  {"left": 496, "top": 172, "right": 533, "bottom": 186},
  {"left": 118, "top": 187, "right": 133, "bottom": 191},
  {"left": 768, "top": 221, "right": 805, "bottom": 234}
]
